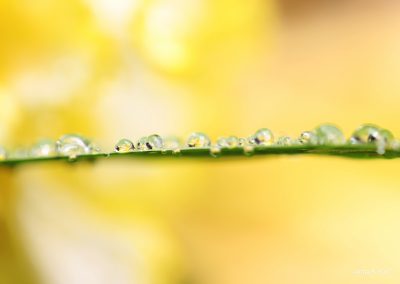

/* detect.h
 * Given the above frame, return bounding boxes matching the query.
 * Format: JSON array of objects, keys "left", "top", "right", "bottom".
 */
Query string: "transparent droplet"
[
  {"left": 276, "top": 136, "right": 292, "bottom": 146},
  {"left": 314, "top": 124, "right": 345, "bottom": 145},
  {"left": 30, "top": 139, "right": 57, "bottom": 157},
  {"left": 147, "top": 134, "right": 163, "bottom": 150},
  {"left": 217, "top": 136, "right": 240, "bottom": 149},
  {"left": 172, "top": 148, "right": 181, "bottom": 155},
  {"left": 56, "top": 134, "right": 91, "bottom": 159},
  {"left": 163, "top": 136, "right": 181, "bottom": 150},
  {"left": 379, "top": 128, "right": 394, "bottom": 145},
  {"left": 186, "top": 132, "right": 211, "bottom": 148},
  {"left": 0, "top": 146, "right": 7, "bottom": 161},
  {"left": 114, "top": 138, "right": 135, "bottom": 153},
  {"left": 349, "top": 124, "right": 381, "bottom": 144},
  {"left": 298, "top": 131, "right": 318, "bottom": 145},
  {"left": 238, "top": 138, "right": 247, "bottom": 146},
  {"left": 243, "top": 144, "right": 255, "bottom": 156},
  {"left": 210, "top": 145, "right": 222, "bottom": 157},
  {"left": 136, "top": 136, "right": 149, "bottom": 151},
  {"left": 248, "top": 128, "right": 274, "bottom": 146}
]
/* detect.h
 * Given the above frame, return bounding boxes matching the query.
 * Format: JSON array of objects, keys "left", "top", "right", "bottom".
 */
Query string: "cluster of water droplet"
[{"left": 1, "top": 123, "right": 399, "bottom": 162}]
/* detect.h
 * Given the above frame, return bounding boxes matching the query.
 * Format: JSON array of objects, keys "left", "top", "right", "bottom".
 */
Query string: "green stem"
[{"left": 1, "top": 145, "right": 399, "bottom": 167}]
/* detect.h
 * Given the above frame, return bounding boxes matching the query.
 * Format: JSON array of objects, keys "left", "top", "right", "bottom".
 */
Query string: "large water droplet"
[
  {"left": 217, "top": 136, "right": 240, "bottom": 149},
  {"left": 0, "top": 146, "right": 7, "bottom": 161},
  {"left": 276, "top": 136, "right": 292, "bottom": 146},
  {"left": 187, "top": 132, "right": 211, "bottom": 148},
  {"left": 314, "top": 124, "right": 345, "bottom": 145},
  {"left": 349, "top": 124, "right": 381, "bottom": 144},
  {"left": 248, "top": 128, "right": 274, "bottom": 146},
  {"left": 147, "top": 134, "right": 163, "bottom": 150},
  {"left": 114, "top": 138, "right": 135, "bottom": 153},
  {"left": 56, "top": 134, "right": 91, "bottom": 159},
  {"left": 30, "top": 139, "right": 57, "bottom": 157},
  {"left": 298, "top": 131, "right": 318, "bottom": 145}
]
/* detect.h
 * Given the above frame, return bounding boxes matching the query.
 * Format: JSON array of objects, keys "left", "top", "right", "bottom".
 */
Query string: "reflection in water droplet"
[
  {"left": 276, "top": 136, "right": 292, "bottom": 146},
  {"left": 349, "top": 124, "right": 381, "bottom": 144},
  {"left": 314, "top": 124, "right": 345, "bottom": 145},
  {"left": 89, "top": 143, "right": 102, "bottom": 154},
  {"left": 248, "top": 128, "right": 274, "bottom": 146},
  {"left": 137, "top": 137, "right": 149, "bottom": 151},
  {"left": 298, "top": 131, "right": 318, "bottom": 145},
  {"left": 0, "top": 146, "right": 7, "bottom": 161},
  {"left": 30, "top": 140, "right": 57, "bottom": 157},
  {"left": 210, "top": 145, "right": 222, "bottom": 157},
  {"left": 56, "top": 134, "right": 91, "bottom": 159},
  {"left": 187, "top": 132, "right": 211, "bottom": 148},
  {"left": 114, "top": 138, "right": 135, "bottom": 153},
  {"left": 147, "top": 134, "right": 163, "bottom": 150},
  {"left": 238, "top": 138, "right": 247, "bottom": 146}
]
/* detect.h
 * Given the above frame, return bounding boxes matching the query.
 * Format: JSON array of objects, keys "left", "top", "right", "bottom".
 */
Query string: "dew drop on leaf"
[
  {"left": 314, "top": 124, "right": 345, "bottom": 145},
  {"left": 186, "top": 132, "right": 211, "bottom": 148},
  {"left": 30, "top": 139, "right": 57, "bottom": 157},
  {"left": 298, "top": 131, "right": 318, "bottom": 145},
  {"left": 114, "top": 138, "right": 135, "bottom": 153},
  {"left": 56, "top": 134, "right": 91, "bottom": 159},
  {"left": 248, "top": 128, "right": 274, "bottom": 146},
  {"left": 147, "top": 134, "right": 163, "bottom": 150}
]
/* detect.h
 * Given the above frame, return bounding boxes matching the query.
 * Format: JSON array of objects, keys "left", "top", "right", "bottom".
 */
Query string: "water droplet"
[
  {"left": 0, "top": 146, "right": 7, "bottom": 161},
  {"left": 238, "top": 138, "right": 247, "bottom": 146},
  {"left": 163, "top": 136, "right": 181, "bottom": 150},
  {"left": 56, "top": 134, "right": 91, "bottom": 159},
  {"left": 147, "top": 134, "right": 163, "bottom": 150},
  {"left": 314, "top": 124, "right": 345, "bottom": 145},
  {"left": 9, "top": 147, "right": 29, "bottom": 160},
  {"left": 210, "top": 145, "right": 222, "bottom": 157},
  {"left": 114, "top": 138, "right": 135, "bottom": 153},
  {"left": 276, "top": 136, "right": 292, "bottom": 146},
  {"left": 243, "top": 144, "right": 255, "bottom": 156},
  {"left": 248, "top": 128, "right": 274, "bottom": 146},
  {"left": 217, "top": 136, "right": 240, "bottom": 149},
  {"left": 186, "top": 132, "right": 211, "bottom": 148},
  {"left": 172, "top": 148, "right": 182, "bottom": 155},
  {"left": 30, "top": 139, "right": 57, "bottom": 157},
  {"left": 136, "top": 136, "right": 149, "bottom": 151},
  {"left": 298, "top": 131, "right": 318, "bottom": 145},
  {"left": 349, "top": 124, "right": 381, "bottom": 144}
]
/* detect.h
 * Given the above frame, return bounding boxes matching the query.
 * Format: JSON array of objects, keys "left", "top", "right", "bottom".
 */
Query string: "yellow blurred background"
[{"left": 1, "top": 0, "right": 400, "bottom": 283}]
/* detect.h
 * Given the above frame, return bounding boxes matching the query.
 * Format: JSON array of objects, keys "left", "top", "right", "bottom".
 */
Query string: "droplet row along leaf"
[{"left": 1, "top": 124, "right": 400, "bottom": 166}]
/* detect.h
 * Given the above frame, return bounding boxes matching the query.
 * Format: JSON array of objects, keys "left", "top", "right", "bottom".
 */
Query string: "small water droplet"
[
  {"left": 0, "top": 146, "right": 7, "bottom": 161},
  {"left": 9, "top": 147, "right": 29, "bottom": 160},
  {"left": 238, "top": 138, "right": 247, "bottom": 146},
  {"left": 186, "top": 132, "right": 211, "bottom": 148},
  {"left": 136, "top": 136, "right": 149, "bottom": 151},
  {"left": 314, "top": 124, "right": 345, "bottom": 145},
  {"left": 298, "top": 131, "right": 318, "bottom": 145},
  {"left": 248, "top": 128, "right": 274, "bottom": 146},
  {"left": 56, "top": 134, "right": 91, "bottom": 159},
  {"left": 217, "top": 136, "right": 240, "bottom": 149},
  {"left": 30, "top": 139, "right": 57, "bottom": 157},
  {"left": 210, "top": 145, "right": 222, "bottom": 157},
  {"left": 114, "top": 138, "right": 135, "bottom": 153},
  {"left": 147, "top": 134, "right": 163, "bottom": 150},
  {"left": 89, "top": 143, "right": 102, "bottom": 154},
  {"left": 243, "top": 144, "right": 255, "bottom": 156},
  {"left": 276, "top": 136, "right": 292, "bottom": 146}
]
